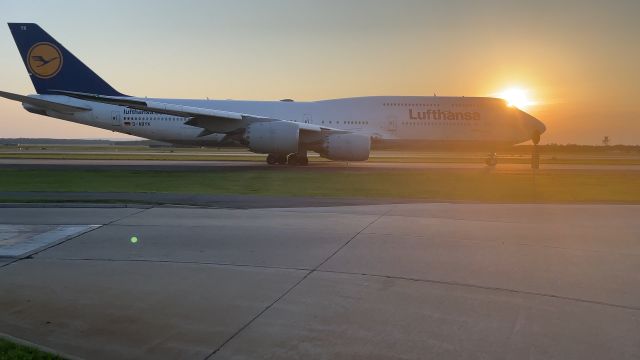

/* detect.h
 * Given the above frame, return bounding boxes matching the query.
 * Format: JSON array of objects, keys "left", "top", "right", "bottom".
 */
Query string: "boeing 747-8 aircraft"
[{"left": 1, "top": 23, "right": 545, "bottom": 166}]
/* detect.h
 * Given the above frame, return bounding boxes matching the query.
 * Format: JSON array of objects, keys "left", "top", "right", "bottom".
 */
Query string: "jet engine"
[
  {"left": 244, "top": 121, "right": 300, "bottom": 154},
  {"left": 321, "top": 133, "right": 371, "bottom": 161}
]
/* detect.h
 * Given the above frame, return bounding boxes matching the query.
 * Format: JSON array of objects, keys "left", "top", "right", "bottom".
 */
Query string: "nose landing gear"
[
  {"left": 531, "top": 130, "right": 541, "bottom": 169},
  {"left": 531, "top": 147, "right": 540, "bottom": 169},
  {"left": 485, "top": 153, "right": 498, "bottom": 167}
]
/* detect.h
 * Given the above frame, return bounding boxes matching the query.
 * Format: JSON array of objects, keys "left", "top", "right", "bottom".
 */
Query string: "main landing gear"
[
  {"left": 266, "top": 153, "right": 309, "bottom": 166},
  {"left": 287, "top": 153, "right": 309, "bottom": 166},
  {"left": 266, "top": 154, "right": 287, "bottom": 165}
]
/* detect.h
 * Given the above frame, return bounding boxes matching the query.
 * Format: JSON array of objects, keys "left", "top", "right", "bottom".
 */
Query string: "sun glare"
[{"left": 496, "top": 87, "right": 536, "bottom": 109}]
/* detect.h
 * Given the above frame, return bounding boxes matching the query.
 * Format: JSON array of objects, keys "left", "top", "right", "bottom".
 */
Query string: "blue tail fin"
[{"left": 8, "top": 23, "right": 125, "bottom": 96}]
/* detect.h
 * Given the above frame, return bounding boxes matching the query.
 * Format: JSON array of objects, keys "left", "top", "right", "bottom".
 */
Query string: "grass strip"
[
  {"left": 0, "top": 337, "right": 64, "bottom": 360},
  {"left": 1, "top": 153, "right": 639, "bottom": 165},
  {"left": 1, "top": 168, "right": 639, "bottom": 203}
]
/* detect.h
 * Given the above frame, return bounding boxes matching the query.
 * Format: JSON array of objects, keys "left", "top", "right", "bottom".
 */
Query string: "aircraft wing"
[
  {"left": 0, "top": 90, "right": 91, "bottom": 114},
  {"left": 54, "top": 90, "right": 346, "bottom": 136}
]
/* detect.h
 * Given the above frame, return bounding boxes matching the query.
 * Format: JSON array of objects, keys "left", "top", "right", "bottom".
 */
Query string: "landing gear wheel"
[
  {"left": 485, "top": 153, "right": 498, "bottom": 167},
  {"left": 267, "top": 154, "right": 288, "bottom": 165},
  {"left": 287, "top": 153, "right": 309, "bottom": 166},
  {"left": 276, "top": 154, "right": 288, "bottom": 165}
]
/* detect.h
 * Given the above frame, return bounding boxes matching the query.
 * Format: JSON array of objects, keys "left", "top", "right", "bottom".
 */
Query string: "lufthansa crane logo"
[{"left": 27, "top": 42, "right": 63, "bottom": 79}]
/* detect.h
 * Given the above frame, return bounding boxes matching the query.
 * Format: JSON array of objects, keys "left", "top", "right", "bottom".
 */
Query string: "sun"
[{"left": 495, "top": 87, "right": 536, "bottom": 110}]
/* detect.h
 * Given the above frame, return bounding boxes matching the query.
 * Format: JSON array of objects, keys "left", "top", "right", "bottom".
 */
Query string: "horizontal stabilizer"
[{"left": 0, "top": 90, "right": 91, "bottom": 114}]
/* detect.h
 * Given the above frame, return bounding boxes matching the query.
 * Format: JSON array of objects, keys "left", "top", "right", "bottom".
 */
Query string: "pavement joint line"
[
  {"left": 38, "top": 256, "right": 640, "bottom": 313},
  {"left": 504, "top": 241, "right": 640, "bottom": 257},
  {"left": 39, "top": 257, "right": 312, "bottom": 273},
  {"left": 0, "top": 207, "right": 153, "bottom": 269},
  {"left": 82, "top": 223, "right": 367, "bottom": 236},
  {"left": 380, "top": 214, "right": 545, "bottom": 225},
  {"left": 361, "top": 231, "right": 640, "bottom": 258},
  {"left": 0, "top": 258, "right": 20, "bottom": 269},
  {"left": 313, "top": 207, "right": 396, "bottom": 271},
  {"left": 203, "top": 205, "right": 395, "bottom": 360},
  {"left": 316, "top": 269, "right": 640, "bottom": 312},
  {"left": 379, "top": 211, "right": 640, "bottom": 226},
  {"left": 203, "top": 270, "right": 313, "bottom": 360}
]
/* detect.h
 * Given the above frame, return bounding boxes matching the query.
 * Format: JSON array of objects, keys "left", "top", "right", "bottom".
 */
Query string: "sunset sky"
[{"left": 1, "top": 0, "right": 638, "bottom": 144}]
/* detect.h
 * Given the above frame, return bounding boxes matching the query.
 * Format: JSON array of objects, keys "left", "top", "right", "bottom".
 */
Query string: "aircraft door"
[
  {"left": 386, "top": 115, "right": 397, "bottom": 132},
  {"left": 110, "top": 110, "right": 121, "bottom": 127}
]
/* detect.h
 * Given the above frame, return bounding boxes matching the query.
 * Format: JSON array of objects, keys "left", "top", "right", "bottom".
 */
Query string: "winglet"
[{"left": 8, "top": 23, "right": 125, "bottom": 96}]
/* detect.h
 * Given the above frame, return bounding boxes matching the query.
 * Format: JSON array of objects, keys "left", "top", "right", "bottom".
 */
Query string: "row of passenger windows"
[
  {"left": 384, "top": 103, "right": 440, "bottom": 107},
  {"left": 321, "top": 120, "right": 369, "bottom": 125},
  {"left": 451, "top": 103, "right": 476, "bottom": 108},
  {"left": 118, "top": 116, "right": 369, "bottom": 125},
  {"left": 123, "top": 116, "right": 181, "bottom": 121},
  {"left": 383, "top": 103, "right": 477, "bottom": 108},
  {"left": 401, "top": 121, "right": 477, "bottom": 127}
]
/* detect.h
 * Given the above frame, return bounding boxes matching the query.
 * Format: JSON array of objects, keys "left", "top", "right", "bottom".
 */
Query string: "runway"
[
  {"left": 1, "top": 203, "right": 639, "bottom": 359},
  {"left": 2, "top": 158, "right": 640, "bottom": 171}
]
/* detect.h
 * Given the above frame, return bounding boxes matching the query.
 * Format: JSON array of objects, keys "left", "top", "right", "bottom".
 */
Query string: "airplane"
[{"left": 1, "top": 23, "right": 546, "bottom": 166}]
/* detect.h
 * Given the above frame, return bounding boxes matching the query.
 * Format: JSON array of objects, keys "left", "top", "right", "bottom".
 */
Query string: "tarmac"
[
  {"left": 1, "top": 202, "right": 639, "bottom": 359},
  {"left": 2, "top": 158, "right": 640, "bottom": 171}
]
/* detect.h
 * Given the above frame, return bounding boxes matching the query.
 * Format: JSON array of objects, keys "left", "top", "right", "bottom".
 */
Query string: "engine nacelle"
[
  {"left": 244, "top": 121, "right": 300, "bottom": 154},
  {"left": 322, "top": 133, "right": 371, "bottom": 161}
]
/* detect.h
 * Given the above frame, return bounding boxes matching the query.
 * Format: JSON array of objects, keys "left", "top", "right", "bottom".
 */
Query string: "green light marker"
[{"left": 130, "top": 236, "right": 139, "bottom": 244}]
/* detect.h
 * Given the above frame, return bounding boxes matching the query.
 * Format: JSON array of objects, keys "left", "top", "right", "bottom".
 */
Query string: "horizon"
[{"left": 1, "top": 0, "right": 638, "bottom": 145}]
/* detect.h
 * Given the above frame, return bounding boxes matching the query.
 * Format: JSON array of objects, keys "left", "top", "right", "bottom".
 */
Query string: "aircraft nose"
[
  {"left": 518, "top": 110, "right": 545, "bottom": 144},
  {"left": 520, "top": 110, "right": 546, "bottom": 134}
]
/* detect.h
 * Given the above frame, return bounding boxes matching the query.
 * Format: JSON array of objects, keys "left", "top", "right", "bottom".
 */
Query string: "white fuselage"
[{"left": 27, "top": 95, "right": 545, "bottom": 149}]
